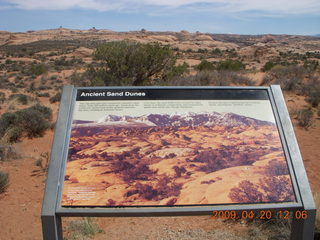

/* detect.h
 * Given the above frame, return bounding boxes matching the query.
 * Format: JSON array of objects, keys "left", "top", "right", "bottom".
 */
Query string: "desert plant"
[
  {"left": 0, "top": 144, "right": 18, "bottom": 161},
  {"left": 261, "top": 61, "right": 276, "bottom": 72},
  {"left": 216, "top": 59, "right": 245, "bottom": 71},
  {"left": 211, "top": 48, "right": 222, "bottom": 56},
  {"left": 36, "top": 92, "right": 50, "bottom": 97},
  {"left": 30, "top": 63, "right": 48, "bottom": 76},
  {"left": 90, "top": 40, "right": 177, "bottom": 85},
  {"left": 34, "top": 152, "right": 49, "bottom": 172},
  {"left": 261, "top": 65, "right": 305, "bottom": 91},
  {"left": 170, "top": 70, "right": 253, "bottom": 86},
  {"left": 305, "top": 86, "right": 320, "bottom": 108},
  {"left": 196, "top": 59, "right": 214, "bottom": 71},
  {"left": 0, "top": 171, "right": 9, "bottom": 193},
  {"left": 0, "top": 104, "right": 52, "bottom": 142},
  {"left": 8, "top": 94, "right": 30, "bottom": 105},
  {"left": 294, "top": 108, "right": 313, "bottom": 129},
  {"left": 66, "top": 217, "right": 103, "bottom": 239},
  {"left": 49, "top": 92, "right": 61, "bottom": 103}
]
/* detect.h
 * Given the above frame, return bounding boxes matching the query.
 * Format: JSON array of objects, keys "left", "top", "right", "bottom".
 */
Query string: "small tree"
[{"left": 90, "top": 41, "right": 177, "bottom": 86}]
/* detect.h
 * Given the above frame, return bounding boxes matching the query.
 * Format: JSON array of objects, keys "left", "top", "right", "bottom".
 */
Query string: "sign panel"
[{"left": 61, "top": 89, "right": 296, "bottom": 207}]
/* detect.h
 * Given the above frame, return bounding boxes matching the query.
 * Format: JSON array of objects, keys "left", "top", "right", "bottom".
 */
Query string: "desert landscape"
[{"left": 0, "top": 28, "right": 319, "bottom": 239}]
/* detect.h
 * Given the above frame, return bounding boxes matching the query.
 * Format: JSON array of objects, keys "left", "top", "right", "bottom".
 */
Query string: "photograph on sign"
[{"left": 61, "top": 91, "right": 296, "bottom": 207}]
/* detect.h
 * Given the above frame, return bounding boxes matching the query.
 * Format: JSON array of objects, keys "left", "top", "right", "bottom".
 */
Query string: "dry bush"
[
  {"left": 294, "top": 108, "right": 313, "bottom": 129},
  {"left": 170, "top": 70, "right": 253, "bottom": 86},
  {"left": 49, "top": 92, "right": 61, "bottom": 103},
  {"left": 261, "top": 65, "right": 305, "bottom": 91},
  {"left": 0, "top": 144, "right": 19, "bottom": 161},
  {"left": 65, "top": 217, "right": 103, "bottom": 240},
  {"left": 265, "top": 159, "right": 289, "bottom": 176},
  {"left": 301, "top": 75, "right": 320, "bottom": 107},
  {"left": 8, "top": 94, "right": 31, "bottom": 105},
  {"left": 247, "top": 218, "right": 291, "bottom": 240}
]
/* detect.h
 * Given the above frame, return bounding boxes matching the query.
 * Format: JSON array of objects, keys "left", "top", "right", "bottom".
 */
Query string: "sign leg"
[
  {"left": 290, "top": 210, "right": 316, "bottom": 240},
  {"left": 41, "top": 215, "right": 63, "bottom": 240}
]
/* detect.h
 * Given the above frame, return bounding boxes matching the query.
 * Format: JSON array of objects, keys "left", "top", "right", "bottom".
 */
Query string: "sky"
[{"left": 0, "top": 0, "right": 319, "bottom": 35}]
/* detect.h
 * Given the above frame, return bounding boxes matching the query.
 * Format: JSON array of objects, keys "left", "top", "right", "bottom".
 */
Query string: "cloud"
[{"left": 1, "top": 0, "right": 320, "bottom": 15}]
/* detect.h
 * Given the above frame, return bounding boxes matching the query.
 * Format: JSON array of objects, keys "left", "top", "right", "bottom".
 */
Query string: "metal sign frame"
[{"left": 41, "top": 85, "right": 316, "bottom": 240}]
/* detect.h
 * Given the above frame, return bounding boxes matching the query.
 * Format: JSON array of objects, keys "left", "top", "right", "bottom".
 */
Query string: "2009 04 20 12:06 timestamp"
[{"left": 211, "top": 210, "right": 308, "bottom": 220}]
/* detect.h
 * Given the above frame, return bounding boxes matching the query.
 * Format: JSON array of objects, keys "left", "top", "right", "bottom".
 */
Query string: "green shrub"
[
  {"left": 0, "top": 171, "right": 9, "bottom": 193},
  {"left": 0, "top": 104, "right": 52, "bottom": 142},
  {"left": 49, "top": 92, "right": 61, "bottom": 103},
  {"left": 262, "top": 61, "right": 276, "bottom": 72},
  {"left": 295, "top": 108, "right": 313, "bottom": 129},
  {"left": 216, "top": 59, "right": 245, "bottom": 71},
  {"left": 195, "top": 60, "right": 214, "bottom": 71},
  {"left": 197, "top": 48, "right": 208, "bottom": 53},
  {"left": 8, "top": 94, "right": 30, "bottom": 105},
  {"left": 161, "top": 62, "right": 189, "bottom": 84},
  {"left": 211, "top": 48, "right": 222, "bottom": 56},
  {"left": 90, "top": 40, "right": 177, "bottom": 86},
  {"left": 30, "top": 63, "right": 48, "bottom": 76}
]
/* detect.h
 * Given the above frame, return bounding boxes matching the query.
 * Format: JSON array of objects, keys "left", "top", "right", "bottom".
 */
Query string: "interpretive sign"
[
  {"left": 41, "top": 86, "right": 316, "bottom": 240},
  {"left": 62, "top": 89, "right": 295, "bottom": 207}
]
